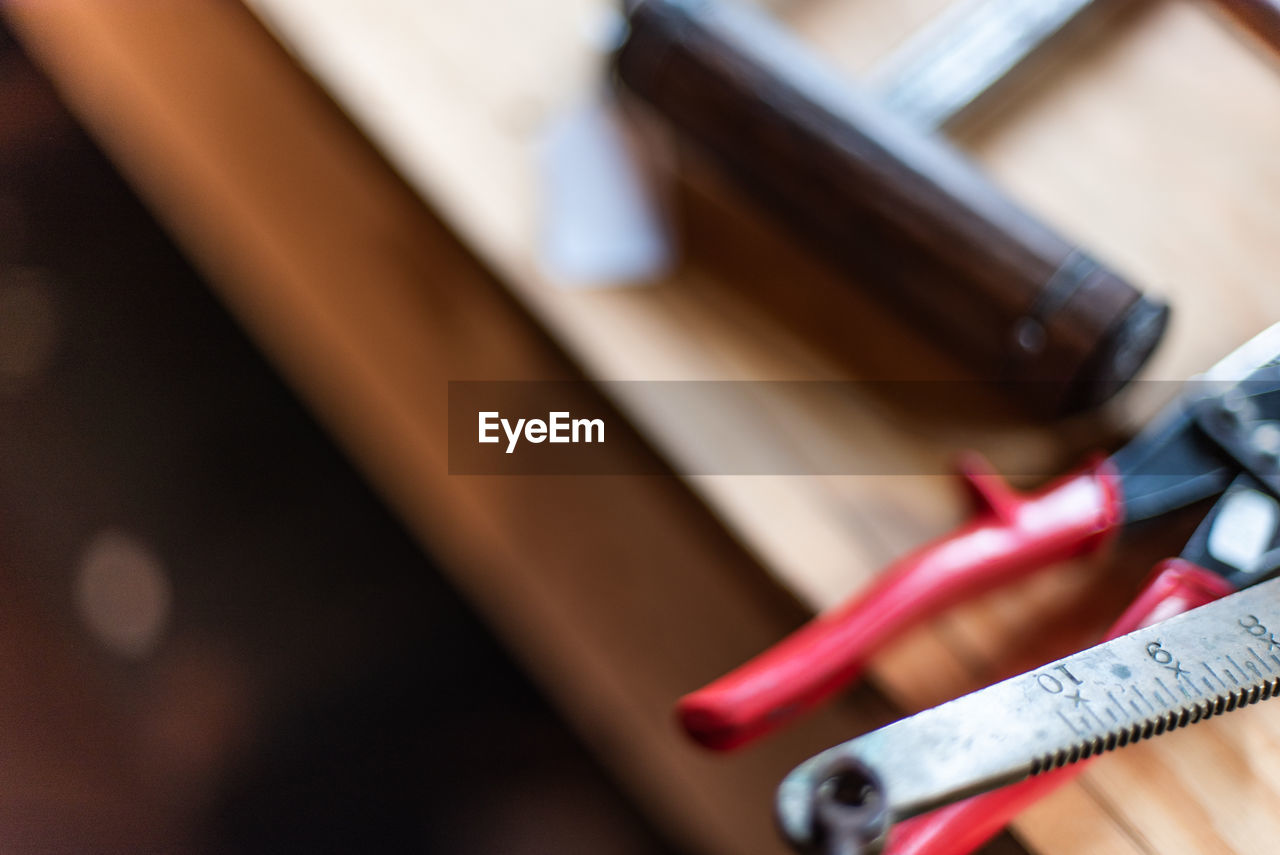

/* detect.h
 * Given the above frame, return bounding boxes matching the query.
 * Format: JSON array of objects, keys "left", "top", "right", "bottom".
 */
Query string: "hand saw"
[{"left": 777, "top": 542, "right": 1280, "bottom": 854}]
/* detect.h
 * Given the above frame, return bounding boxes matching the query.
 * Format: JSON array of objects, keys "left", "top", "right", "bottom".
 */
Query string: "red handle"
[
  {"left": 885, "top": 559, "right": 1234, "bottom": 855},
  {"left": 678, "top": 454, "right": 1124, "bottom": 750}
]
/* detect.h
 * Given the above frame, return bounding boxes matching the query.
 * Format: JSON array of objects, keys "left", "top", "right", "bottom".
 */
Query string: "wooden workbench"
[{"left": 10, "top": 1, "right": 1280, "bottom": 853}]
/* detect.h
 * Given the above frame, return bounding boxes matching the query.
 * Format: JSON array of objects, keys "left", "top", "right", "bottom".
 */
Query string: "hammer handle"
[{"left": 615, "top": 0, "right": 1168, "bottom": 416}]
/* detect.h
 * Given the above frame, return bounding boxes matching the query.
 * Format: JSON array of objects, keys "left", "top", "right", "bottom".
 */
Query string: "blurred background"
[{"left": 0, "top": 23, "right": 681, "bottom": 855}]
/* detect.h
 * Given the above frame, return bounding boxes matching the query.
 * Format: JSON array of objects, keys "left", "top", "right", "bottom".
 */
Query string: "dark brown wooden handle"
[
  {"left": 1212, "top": 0, "right": 1280, "bottom": 55},
  {"left": 614, "top": 0, "right": 1168, "bottom": 417}
]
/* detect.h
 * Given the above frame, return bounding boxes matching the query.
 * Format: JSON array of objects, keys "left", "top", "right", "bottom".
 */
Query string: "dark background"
[{"left": 0, "top": 23, "right": 679, "bottom": 855}]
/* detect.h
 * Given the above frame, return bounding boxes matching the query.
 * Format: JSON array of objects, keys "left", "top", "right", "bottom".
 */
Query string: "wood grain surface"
[
  {"left": 11, "top": 0, "right": 1280, "bottom": 853},
  {"left": 228, "top": 1, "right": 1280, "bottom": 852}
]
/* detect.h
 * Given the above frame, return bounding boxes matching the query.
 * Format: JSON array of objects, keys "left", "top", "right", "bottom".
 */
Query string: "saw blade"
[{"left": 777, "top": 573, "right": 1280, "bottom": 853}]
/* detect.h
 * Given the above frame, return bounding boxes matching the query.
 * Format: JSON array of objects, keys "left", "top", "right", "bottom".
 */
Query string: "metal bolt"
[{"left": 812, "top": 757, "right": 889, "bottom": 855}]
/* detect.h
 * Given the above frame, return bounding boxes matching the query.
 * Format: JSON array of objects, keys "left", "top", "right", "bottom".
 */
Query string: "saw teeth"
[{"left": 1028, "top": 677, "right": 1280, "bottom": 777}]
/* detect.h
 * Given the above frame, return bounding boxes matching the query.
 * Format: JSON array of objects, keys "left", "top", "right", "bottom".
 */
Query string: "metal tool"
[
  {"left": 879, "top": 555, "right": 1233, "bottom": 855},
  {"left": 544, "top": 0, "right": 1124, "bottom": 279},
  {"left": 547, "top": 0, "right": 1127, "bottom": 288},
  {"left": 680, "top": 328, "right": 1280, "bottom": 853},
  {"left": 778, "top": 565, "right": 1280, "bottom": 854},
  {"left": 679, "top": 323, "right": 1280, "bottom": 751},
  {"left": 551, "top": 0, "right": 1280, "bottom": 409},
  {"left": 781, "top": 457, "right": 1280, "bottom": 854},
  {"left": 614, "top": 0, "right": 1169, "bottom": 416},
  {"left": 868, "top": 0, "right": 1121, "bottom": 131},
  {"left": 871, "top": 0, "right": 1280, "bottom": 132}
]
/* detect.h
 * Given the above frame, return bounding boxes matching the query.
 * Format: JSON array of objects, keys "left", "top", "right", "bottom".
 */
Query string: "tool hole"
[
  {"left": 812, "top": 758, "right": 889, "bottom": 850},
  {"left": 825, "top": 767, "right": 877, "bottom": 809}
]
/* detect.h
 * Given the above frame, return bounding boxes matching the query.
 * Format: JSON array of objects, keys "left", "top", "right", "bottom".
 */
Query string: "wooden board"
[
  {"left": 216, "top": 0, "right": 1280, "bottom": 852},
  {"left": 229, "top": 1, "right": 1280, "bottom": 852},
  {"left": 12, "top": 0, "right": 1280, "bottom": 852}
]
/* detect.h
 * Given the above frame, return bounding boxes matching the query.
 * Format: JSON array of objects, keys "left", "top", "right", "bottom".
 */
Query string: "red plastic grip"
[
  {"left": 884, "top": 559, "right": 1234, "bottom": 855},
  {"left": 678, "top": 454, "right": 1124, "bottom": 750}
]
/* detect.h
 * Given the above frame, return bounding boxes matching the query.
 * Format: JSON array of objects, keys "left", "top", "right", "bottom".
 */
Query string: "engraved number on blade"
[
  {"left": 774, "top": 576, "right": 1280, "bottom": 852},
  {"left": 1030, "top": 609, "right": 1280, "bottom": 775},
  {"left": 1036, "top": 664, "right": 1083, "bottom": 694},
  {"left": 1240, "top": 615, "right": 1280, "bottom": 654},
  {"left": 1146, "top": 640, "right": 1190, "bottom": 680}
]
